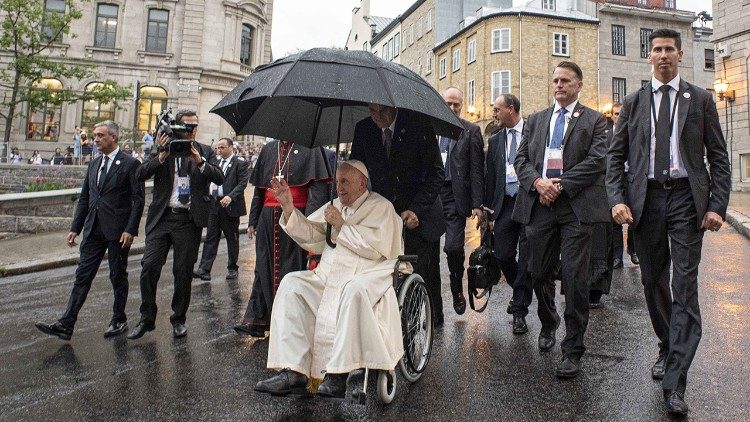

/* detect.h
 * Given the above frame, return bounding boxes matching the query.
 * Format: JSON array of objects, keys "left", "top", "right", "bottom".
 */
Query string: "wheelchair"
[{"left": 306, "top": 254, "right": 434, "bottom": 405}]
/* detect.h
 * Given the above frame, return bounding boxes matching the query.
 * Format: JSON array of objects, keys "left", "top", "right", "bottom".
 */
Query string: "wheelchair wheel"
[
  {"left": 397, "top": 274, "right": 433, "bottom": 383},
  {"left": 377, "top": 369, "right": 396, "bottom": 404}
]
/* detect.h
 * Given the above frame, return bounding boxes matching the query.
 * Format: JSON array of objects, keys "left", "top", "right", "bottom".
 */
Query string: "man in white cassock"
[{"left": 254, "top": 160, "right": 405, "bottom": 398}]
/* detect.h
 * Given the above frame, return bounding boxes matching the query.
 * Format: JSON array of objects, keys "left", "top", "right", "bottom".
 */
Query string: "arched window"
[
  {"left": 137, "top": 86, "right": 168, "bottom": 133},
  {"left": 81, "top": 82, "right": 116, "bottom": 128},
  {"left": 27, "top": 78, "right": 63, "bottom": 141}
]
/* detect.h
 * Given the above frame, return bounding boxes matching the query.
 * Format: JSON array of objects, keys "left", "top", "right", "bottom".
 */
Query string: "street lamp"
[
  {"left": 467, "top": 105, "right": 480, "bottom": 119},
  {"left": 713, "top": 79, "right": 734, "bottom": 102}
]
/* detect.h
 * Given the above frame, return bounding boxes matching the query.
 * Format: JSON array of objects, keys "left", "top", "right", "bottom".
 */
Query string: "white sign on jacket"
[{"left": 267, "top": 190, "right": 405, "bottom": 380}]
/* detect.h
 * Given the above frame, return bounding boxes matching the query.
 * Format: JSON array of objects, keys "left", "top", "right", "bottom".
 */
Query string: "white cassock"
[{"left": 267, "top": 191, "right": 405, "bottom": 380}]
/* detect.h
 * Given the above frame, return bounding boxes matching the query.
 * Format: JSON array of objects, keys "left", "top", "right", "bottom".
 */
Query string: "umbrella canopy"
[{"left": 210, "top": 48, "right": 463, "bottom": 147}]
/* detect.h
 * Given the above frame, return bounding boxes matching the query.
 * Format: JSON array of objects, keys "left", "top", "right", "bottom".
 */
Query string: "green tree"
[{"left": 0, "top": 0, "right": 131, "bottom": 159}]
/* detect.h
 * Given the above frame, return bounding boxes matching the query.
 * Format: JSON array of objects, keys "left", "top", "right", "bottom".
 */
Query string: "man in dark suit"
[
  {"left": 35, "top": 121, "right": 144, "bottom": 340},
  {"left": 607, "top": 29, "right": 730, "bottom": 416},
  {"left": 350, "top": 103, "right": 445, "bottom": 325},
  {"left": 128, "top": 110, "right": 224, "bottom": 340},
  {"left": 194, "top": 137, "right": 248, "bottom": 281},
  {"left": 513, "top": 61, "right": 609, "bottom": 379},
  {"left": 439, "top": 87, "right": 484, "bottom": 317},
  {"left": 485, "top": 93, "right": 532, "bottom": 334}
]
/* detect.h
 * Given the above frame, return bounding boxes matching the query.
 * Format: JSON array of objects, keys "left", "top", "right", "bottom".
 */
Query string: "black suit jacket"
[
  {"left": 444, "top": 117, "right": 484, "bottom": 217},
  {"left": 513, "top": 103, "right": 609, "bottom": 225},
  {"left": 71, "top": 150, "right": 145, "bottom": 241},
  {"left": 213, "top": 155, "right": 249, "bottom": 218},
  {"left": 137, "top": 142, "right": 224, "bottom": 235},
  {"left": 350, "top": 109, "right": 446, "bottom": 241},
  {"left": 485, "top": 124, "right": 523, "bottom": 221},
  {"left": 606, "top": 79, "right": 731, "bottom": 229}
]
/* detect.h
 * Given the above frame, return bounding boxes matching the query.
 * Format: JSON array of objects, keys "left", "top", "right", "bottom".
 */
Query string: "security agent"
[{"left": 128, "top": 110, "right": 224, "bottom": 339}]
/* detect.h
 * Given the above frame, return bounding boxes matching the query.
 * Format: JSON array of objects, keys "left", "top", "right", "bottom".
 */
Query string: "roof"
[{"left": 366, "top": 15, "right": 395, "bottom": 35}]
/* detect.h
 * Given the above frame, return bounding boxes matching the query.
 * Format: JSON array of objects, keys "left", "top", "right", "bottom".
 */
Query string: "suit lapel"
[
  {"left": 638, "top": 84, "right": 652, "bottom": 166},
  {"left": 100, "top": 151, "right": 122, "bottom": 193},
  {"left": 536, "top": 107, "right": 555, "bottom": 168},
  {"left": 562, "top": 102, "right": 581, "bottom": 146},
  {"left": 90, "top": 156, "right": 102, "bottom": 193},
  {"left": 676, "top": 79, "right": 691, "bottom": 143}
]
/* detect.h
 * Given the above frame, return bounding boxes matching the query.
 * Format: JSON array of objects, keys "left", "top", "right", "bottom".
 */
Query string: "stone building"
[
  {"left": 712, "top": 0, "right": 749, "bottom": 191},
  {"left": 0, "top": 0, "right": 274, "bottom": 156},
  {"left": 433, "top": 6, "right": 599, "bottom": 134},
  {"left": 345, "top": 0, "right": 394, "bottom": 54}
]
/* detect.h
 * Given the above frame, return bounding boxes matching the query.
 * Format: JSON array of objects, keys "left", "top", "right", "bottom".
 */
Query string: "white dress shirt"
[
  {"left": 548, "top": 101, "right": 578, "bottom": 145},
  {"left": 211, "top": 154, "right": 233, "bottom": 197},
  {"left": 506, "top": 118, "right": 524, "bottom": 158},
  {"left": 648, "top": 75, "right": 687, "bottom": 179},
  {"left": 97, "top": 147, "right": 119, "bottom": 185}
]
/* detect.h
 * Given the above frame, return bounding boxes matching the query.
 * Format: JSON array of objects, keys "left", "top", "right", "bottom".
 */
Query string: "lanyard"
[{"left": 650, "top": 87, "right": 679, "bottom": 138}]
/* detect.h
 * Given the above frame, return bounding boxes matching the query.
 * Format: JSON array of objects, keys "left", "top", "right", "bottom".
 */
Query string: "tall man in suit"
[
  {"left": 485, "top": 94, "right": 532, "bottom": 334},
  {"left": 194, "top": 137, "right": 248, "bottom": 281},
  {"left": 128, "top": 110, "right": 224, "bottom": 339},
  {"left": 514, "top": 61, "right": 609, "bottom": 379},
  {"left": 35, "top": 121, "right": 144, "bottom": 340},
  {"left": 439, "top": 87, "right": 484, "bottom": 316},
  {"left": 607, "top": 29, "right": 730, "bottom": 416},
  {"left": 350, "top": 103, "right": 445, "bottom": 325}
]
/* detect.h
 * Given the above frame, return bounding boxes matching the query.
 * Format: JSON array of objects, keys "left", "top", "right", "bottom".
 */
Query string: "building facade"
[
  {"left": 345, "top": 0, "right": 393, "bottom": 53},
  {"left": 0, "top": 0, "right": 274, "bottom": 155},
  {"left": 712, "top": 0, "right": 749, "bottom": 191}
]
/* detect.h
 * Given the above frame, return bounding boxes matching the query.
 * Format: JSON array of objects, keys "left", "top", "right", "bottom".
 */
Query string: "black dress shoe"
[
  {"left": 433, "top": 313, "right": 444, "bottom": 328},
  {"left": 233, "top": 323, "right": 267, "bottom": 338},
  {"left": 316, "top": 373, "right": 348, "bottom": 398},
  {"left": 613, "top": 258, "right": 623, "bottom": 269},
  {"left": 452, "top": 292, "right": 466, "bottom": 315},
  {"left": 512, "top": 316, "right": 528, "bottom": 335},
  {"left": 664, "top": 391, "right": 689, "bottom": 416},
  {"left": 506, "top": 299, "right": 515, "bottom": 314},
  {"left": 589, "top": 290, "right": 603, "bottom": 309},
  {"left": 538, "top": 328, "right": 556, "bottom": 351},
  {"left": 127, "top": 322, "right": 155, "bottom": 339},
  {"left": 255, "top": 369, "right": 309, "bottom": 396},
  {"left": 556, "top": 357, "right": 581, "bottom": 379},
  {"left": 173, "top": 323, "right": 188, "bottom": 338},
  {"left": 651, "top": 355, "right": 666, "bottom": 380},
  {"left": 629, "top": 252, "right": 640, "bottom": 265},
  {"left": 226, "top": 269, "right": 238, "bottom": 280},
  {"left": 35, "top": 321, "right": 72, "bottom": 340},
  {"left": 103, "top": 321, "right": 128, "bottom": 338},
  {"left": 193, "top": 269, "right": 211, "bottom": 281}
]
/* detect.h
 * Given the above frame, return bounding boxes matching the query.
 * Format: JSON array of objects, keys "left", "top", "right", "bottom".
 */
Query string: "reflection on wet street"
[{"left": 1, "top": 222, "right": 748, "bottom": 421}]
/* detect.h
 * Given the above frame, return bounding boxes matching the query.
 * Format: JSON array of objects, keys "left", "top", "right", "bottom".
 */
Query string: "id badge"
[
  {"left": 441, "top": 152, "right": 448, "bottom": 166},
  {"left": 177, "top": 176, "right": 190, "bottom": 196},
  {"left": 506, "top": 163, "right": 518, "bottom": 183},
  {"left": 544, "top": 148, "right": 563, "bottom": 179}
]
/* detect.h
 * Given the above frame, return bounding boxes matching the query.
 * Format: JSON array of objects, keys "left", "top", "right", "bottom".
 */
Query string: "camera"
[{"left": 155, "top": 109, "right": 197, "bottom": 157}]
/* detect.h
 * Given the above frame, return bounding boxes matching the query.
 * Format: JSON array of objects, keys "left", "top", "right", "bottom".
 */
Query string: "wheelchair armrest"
[{"left": 397, "top": 255, "right": 419, "bottom": 264}]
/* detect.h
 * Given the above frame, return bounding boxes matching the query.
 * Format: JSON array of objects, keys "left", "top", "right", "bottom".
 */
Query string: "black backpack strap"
[{"left": 468, "top": 285, "right": 491, "bottom": 313}]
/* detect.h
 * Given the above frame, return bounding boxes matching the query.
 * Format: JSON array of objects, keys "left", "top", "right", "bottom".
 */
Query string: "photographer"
[{"left": 128, "top": 110, "right": 224, "bottom": 339}]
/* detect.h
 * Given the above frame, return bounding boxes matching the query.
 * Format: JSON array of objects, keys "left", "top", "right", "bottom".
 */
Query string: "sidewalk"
[{"left": 727, "top": 190, "right": 750, "bottom": 239}]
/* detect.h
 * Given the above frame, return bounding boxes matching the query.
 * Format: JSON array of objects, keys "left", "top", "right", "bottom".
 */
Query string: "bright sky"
[{"left": 271, "top": 0, "right": 712, "bottom": 59}]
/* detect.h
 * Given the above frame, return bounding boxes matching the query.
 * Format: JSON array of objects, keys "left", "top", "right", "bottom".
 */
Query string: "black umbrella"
[{"left": 209, "top": 47, "right": 463, "bottom": 146}]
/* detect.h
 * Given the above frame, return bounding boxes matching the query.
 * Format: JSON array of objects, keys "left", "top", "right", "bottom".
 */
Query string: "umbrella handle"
[{"left": 326, "top": 223, "right": 336, "bottom": 248}]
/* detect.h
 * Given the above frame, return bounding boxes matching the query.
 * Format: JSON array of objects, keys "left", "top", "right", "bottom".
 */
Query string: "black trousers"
[
  {"left": 440, "top": 183, "right": 468, "bottom": 295},
  {"left": 59, "top": 218, "right": 129, "bottom": 329},
  {"left": 525, "top": 194, "right": 592, "bottom": 360},
  {"left": 590, "top": 222, "right": 613, "bottom": 295},
  {"left": 198, "top": 202, "right": 240, "bottom": 272},
  {"left": 405, "top": 228, "right": 442, "bottom": 319},
  {"left": 138, "top": 211, "right": 202, "bottom": 325},
  {"left": 492, "top": 194, "right": 531, "bottom": 317},
  {"left": 634, "top": 183, "right": 704, "bottom": 395}
]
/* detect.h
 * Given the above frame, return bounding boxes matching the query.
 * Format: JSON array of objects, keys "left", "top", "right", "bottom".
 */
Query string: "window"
[
  {"left": 427, "top": 10, "right": 433, "bottom": 31},
  {"left": 613, "top": 78, "right": 627, "bottom": 103},
  {"left": 467, "top": 80, "right": 475, "bottom": 106},
  {"left": 640, "top": 28, "right": 652, "bottom": 58},
  {"left": 741, "top": 154, "right": 750, "bottom": 182},
  {"left": 146, "top": 9, "right": 169, "bottom": 53},
  {"left": 81, "top": 82, "right": 116, "bottom": 128},
  {"left": 43, "top": 0, "right": 66, "bottom": 42},
  {"left": 542, "top": 0, "right": 555, "bottom": 10},
  {"left": 137, "top": 86, "right": 168, "bottom": 133},
  {"left": 382, "top": 43, "right": 388, "bottom": 60},
  {"left": 418, "top": 16, "right": 423, "bottom": 39},
  {"left": 394, "top": 33, "right": 400, "bottom": 57},
  {"left": 452, "top": 48, "right": 461, "bottom": 72},
  {"left": 363, "top": 41, "right": 368, "bottom": 51},
  {"left": 439, "top": 57, "right": 447, "bottom": 79},
  {"left": 705, "top": 48, "right": 715, "bottom": 70},
  {"left": 26, "top": 78, "right": 63, "bottom": 142},
  {"left": 553, "top": 32, "right": 569, "bottom": 56},
  {"left": 491, "top": 28, "right": 511, "bottom": 52},
  {"left": 665, "top": 0, "right": 675, "bottom": 8},
  {"left": 417, "top": 58, "right": 422, "bottom": 74},
  {"left": 94, "top": 4, "right": 118, "bottom": 48},
  {"left": 240, "top": 24, "right": 254, "bottom": 66},
  {"left": 468, "top": 39, "right": 476, "bottom": 63},
  {"left": 637, "top": 0, "right": 648, "bottom": 5},
  {"left": 427, "top": 53, "right": 433, "bottom": 74},
  {"left": 491, "top": 71, "right": 511, "bottom": 101},
  {"left": 612, "top": 25, "right": 626, "bottom": 56},
  {"left": 409, "top": 24, "right": 414, "bottom": 45}
]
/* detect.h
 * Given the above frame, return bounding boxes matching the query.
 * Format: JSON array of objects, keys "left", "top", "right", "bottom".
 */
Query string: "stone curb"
[
  {"left": 725, "top": 209, "right": 750, "bottom": 241},
  {"left": 0, "top": 243, "right": 146, "bottom": 277}
]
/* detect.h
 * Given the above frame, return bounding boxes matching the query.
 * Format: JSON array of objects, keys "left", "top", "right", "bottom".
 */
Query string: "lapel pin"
[
  {"left": 683, "top": 92, "right": 690, "bottom": 98},
  {"left": 294, "top": 149, "right": 298, "bottom": 154},
  {"left": 401, "top": 128, "right": 406, "bottom": 135},
  {"left": 115, "top": 160, "right": 120, "bottom": 165},
  {"left": 573, "top": 112, "right": 580, "bottom": 118}
]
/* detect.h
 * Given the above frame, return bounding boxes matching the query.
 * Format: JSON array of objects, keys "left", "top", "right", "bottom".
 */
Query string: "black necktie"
[
  {"left": 177, "top": 157, "right": 190, "bottom": 205},
  {"left": 97, "top": 156, "right": 109, "bottom": 191},
  {"left": 383, "top": 128, "right": 393, "bottom": 157},
  {"left": 220, "top": 159, "right": 227, "bottom": 174},
  {"left": 654, "top": 84, "right": 672, "bottom": 183}
]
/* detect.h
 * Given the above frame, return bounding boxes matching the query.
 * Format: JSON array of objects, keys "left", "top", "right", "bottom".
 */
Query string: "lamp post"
[{"left": 713, "top": 78, "right": 735, "bottom": 179}]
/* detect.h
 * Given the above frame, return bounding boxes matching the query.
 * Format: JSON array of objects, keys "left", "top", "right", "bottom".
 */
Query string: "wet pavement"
[{"left": 1, "top": 224, "right": 749, "bottom": 421}]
